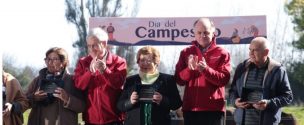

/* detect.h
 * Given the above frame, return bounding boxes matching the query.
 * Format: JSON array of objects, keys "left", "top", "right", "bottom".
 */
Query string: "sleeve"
[
  {"left": 159, "top": 75, "right": 182, "bottom": 110},
  {"left": 266, "top": 67, "right": 293, "bottom": 111},
  {"left": 25, "top": 78, "right": 39, "bottom": 108},
  {"left": 63, "top": 88, "right": 86, "bottom": 113},
  {"left": 174, "top": 50, "right": 195, "bottom": 86},
  {"left": 8, "top": 79, "right": 29, "bottom": 114},
  {"left": 96, "top": 58, "right": 127, "bottom": 90},
  {"left": 228, "top": 63, "right": 243, "bottom": 107},
  {"left": 202, "top": 51, "right": 231, "bottom": 87},
  {"left": 73, "top": 59, "right": 93, "bottom": 90},
  {"left": 117, "top": 80, "right": 135, "bottom": 112},
  {"left": 62, "top": 76, "right": 86, "bottom": 113}
]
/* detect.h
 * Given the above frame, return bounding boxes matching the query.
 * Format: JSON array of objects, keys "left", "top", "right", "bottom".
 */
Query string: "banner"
[{"left": 89, "top": 16, "right": 266, "bottom": 45}]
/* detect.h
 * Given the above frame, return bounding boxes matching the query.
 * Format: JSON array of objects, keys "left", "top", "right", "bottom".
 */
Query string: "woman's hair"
[
  {"left": 136, "top": 46, "right": 160, "bottom": 65},
  {"left": 45, "top": 47, "right": 69, "bottom": 67}
]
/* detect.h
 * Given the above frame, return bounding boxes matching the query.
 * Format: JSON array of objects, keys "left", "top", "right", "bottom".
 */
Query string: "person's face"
[
  {"left": 45, "top": 52, "right": 64, "bottom": 73},
  {"left": 87, "top": 36, "right": 106, "bottom": 59},
  {"left": 194, "top": 21, "right": 214, "bottom": 48},
  {"left": 138, "top": 54, "right": 157, "bottom": 74},
  {"left": 249, "top": 42, "right": 268, "bottom": 66}
]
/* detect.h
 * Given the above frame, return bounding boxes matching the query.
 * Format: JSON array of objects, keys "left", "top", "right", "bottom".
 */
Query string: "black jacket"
[{"left": 117, "top": 73, "right": 182, "bottom": 125}]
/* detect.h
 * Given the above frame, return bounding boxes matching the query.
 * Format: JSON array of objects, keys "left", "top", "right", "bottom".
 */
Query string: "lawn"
[
  {"left": 282, "top": 106, "right": 304, "bottom": 125},
  {"left": 23, "top": 109, "right": 84, "bottom": 125},
  {"left": 22, "top": 106, "right": 304, "bottom": 125}
]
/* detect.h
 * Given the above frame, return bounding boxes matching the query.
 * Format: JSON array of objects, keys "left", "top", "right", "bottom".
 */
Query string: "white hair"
[
  {"left": 87, "top": 27, "right": 109, "bottom": 43},
  {"left": 251, "top": 37, "right": 270, "bottom": 50}
]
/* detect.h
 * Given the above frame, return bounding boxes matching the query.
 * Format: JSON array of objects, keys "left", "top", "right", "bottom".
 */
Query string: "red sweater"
[
  {"left": 74, "top": 51, "right": 127, "bottom": 124},
  {"left": 175, "top": 39, "right": 231, "bottom": 112}
]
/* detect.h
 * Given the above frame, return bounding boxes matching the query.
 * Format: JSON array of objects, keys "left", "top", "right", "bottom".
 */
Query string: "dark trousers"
[
  {"left": 184, "top": 111, "right": 224, "bottom": 125},
  {"left": 85, "top": 121, "right": 123, "bottom": 125}
]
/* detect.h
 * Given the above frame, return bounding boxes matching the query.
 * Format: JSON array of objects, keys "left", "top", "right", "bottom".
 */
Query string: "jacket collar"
[
  {"left": 38, "top": 68, "right": 69, "bottom": 80},
  {"left": 191, "top": 36, "right": 217, "bottom": 53},
  {"left": 245, "top": 57, "right": 281, "bottom": 73}
]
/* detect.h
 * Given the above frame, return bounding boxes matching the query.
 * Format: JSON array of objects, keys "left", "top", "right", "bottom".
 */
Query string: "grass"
[
  {"left": 22, "top": 106, "right": 304, "bottom": 125},
  {"left": 23, "top": 109, "right": 84, "bottom": 125},
  {"left": 282, "top": 106, "right": 304, "bottom": 125}
]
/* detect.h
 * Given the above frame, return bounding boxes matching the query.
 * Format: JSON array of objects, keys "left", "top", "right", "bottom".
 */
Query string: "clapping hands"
[{"left": 90, "top": 56, "right": 107, "bottom": 73}]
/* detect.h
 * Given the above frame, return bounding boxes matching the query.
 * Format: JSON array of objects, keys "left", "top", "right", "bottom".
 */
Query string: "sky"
[{"left": 0, "top": 0, "right": 295, "bottom": 70}]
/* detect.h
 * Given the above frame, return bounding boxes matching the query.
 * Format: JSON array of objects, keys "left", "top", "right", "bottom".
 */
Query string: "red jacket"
[
  {"left": 175, "top": 39, "right": 231, "bottom": 112},
  {"left": 74, "top": 51, "right": 127, "bottom": 124}
]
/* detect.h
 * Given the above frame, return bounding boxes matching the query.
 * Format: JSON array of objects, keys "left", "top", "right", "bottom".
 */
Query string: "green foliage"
[
  {"left": 287, "top": 62, "right": 304, "bottom": 104},
  {"left": 286, "top": 0, "right": 304, "bottom": 49},
  {"left": 286, "top": 0, "right": 304, "bottom": 104},
  {"left": 3, "top": 56, "right": 37, "bottom": 89}
]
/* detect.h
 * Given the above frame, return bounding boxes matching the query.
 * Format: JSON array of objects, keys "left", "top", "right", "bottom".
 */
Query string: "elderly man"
[
  {"left": 74, "top": 27, "right": 127, "bottom": 125},
  {"left": 229, "top": 37, "right": 293, "bottom": 125},
  {"left": 175, "top": 17, "right": 231, "bottom": 125}
]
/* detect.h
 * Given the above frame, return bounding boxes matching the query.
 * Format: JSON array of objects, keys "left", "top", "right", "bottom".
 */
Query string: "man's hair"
[
  {"left": 193, "top": 18, "right": 216, "bottom": 33},
  {"left": 87, "top": 27, "right": 109, "bottom": 44},
  {"left": 251, "top": 37, "right": 270, "bottom": 50}
]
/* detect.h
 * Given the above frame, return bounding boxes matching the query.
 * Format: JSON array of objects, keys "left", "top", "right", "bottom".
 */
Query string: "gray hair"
[
  {"left": 251, "top": 37, "right": 270, "bottom": 50},
  {"left": 87, "top": 27, "right": 109, "bottom": 43},
  {"left": 193, "top": 18, "right": 216, "bottom": 33}
]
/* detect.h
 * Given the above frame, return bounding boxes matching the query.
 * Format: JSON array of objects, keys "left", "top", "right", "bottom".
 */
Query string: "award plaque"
[
  {"left": 40, "top": 81, "right": 58, "bottom": 94},
  {"left": 138, "top": 85, "right": 155, "bottom": 102},
  {"left": 241, "top": 87, "right": 263, "bottom": 104}
]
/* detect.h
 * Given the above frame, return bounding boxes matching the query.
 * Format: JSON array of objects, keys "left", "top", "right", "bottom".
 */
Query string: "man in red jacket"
[
  {"left": 175, "top": 18, "right": 231, "bottom": 125},
  {"left": 74, "top": 27, "right": 127, "bottom": 125}
]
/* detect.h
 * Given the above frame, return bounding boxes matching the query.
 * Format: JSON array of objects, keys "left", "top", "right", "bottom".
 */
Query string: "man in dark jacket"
[
  {"left": 175, "top": 17, "right": 231, "bottom": 125},
  {"left": 229, "top": 37, "right": 293, "bottom": 125},
  {"left": 74, "top": 27, "right": 127, "bottom": 125}
]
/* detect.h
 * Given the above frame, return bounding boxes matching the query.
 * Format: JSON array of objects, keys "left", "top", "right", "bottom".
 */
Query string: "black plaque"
[
  {"left": 138, "top": 85, "right": 155, "bottom": 102},
  {"left": 40, "top": 81, "right": 58, "bottom": 94},
  {"left": 241, "top": 87, "right": 263, "bottom": 104}
]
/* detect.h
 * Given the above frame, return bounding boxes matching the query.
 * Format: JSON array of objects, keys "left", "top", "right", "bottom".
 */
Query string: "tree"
[
  {"left": 65, "top": 0, "right": 140, "bottom": 72},
  {"left": 285, "top": 0, "right": 304, "bottom": 104},
  {"left": 286, "top": 0, "right": 304, "bottom": 50},
  {"left": 2, "top": 55, "right": 37, "bottom": 89}
]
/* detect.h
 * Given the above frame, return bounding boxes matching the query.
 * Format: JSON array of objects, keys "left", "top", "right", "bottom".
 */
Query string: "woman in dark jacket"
[
  {"left": 117, "top": 46, "right": 182, "bottom": 125},
  {"left": 26, "top": 47, "right": 85, "bottom": 125}
]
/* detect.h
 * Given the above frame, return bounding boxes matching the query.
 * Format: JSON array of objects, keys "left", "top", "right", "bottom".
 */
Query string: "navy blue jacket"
[{"left": 229, "top": 58, "right": 293, "bottom": 125}]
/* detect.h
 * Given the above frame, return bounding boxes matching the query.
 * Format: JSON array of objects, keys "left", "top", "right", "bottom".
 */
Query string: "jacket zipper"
[{"left": 97, "top": 87, "right": 102, "bottom": 123}]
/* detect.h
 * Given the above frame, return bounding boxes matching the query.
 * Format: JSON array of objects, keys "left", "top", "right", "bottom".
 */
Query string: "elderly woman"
[
  {"left": 117, "top": 46, "right": 182, "bottom": 125},
  {"left": 2, "top": 70, "right": 29, "bottom": 125},
  {"left": 26, "top": 47, "right": 85, "bottom": 125}
]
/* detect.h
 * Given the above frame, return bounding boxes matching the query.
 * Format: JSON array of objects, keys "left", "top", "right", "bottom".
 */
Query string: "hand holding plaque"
[
  {"left": 240, "top": 87, "right": 263, "bottom": 104},
  {"left": 136, "top": 84, "right": 155, "bottom": 102},
  {"left": 40, "top": 80, "right": 59, "bottom": 94}
]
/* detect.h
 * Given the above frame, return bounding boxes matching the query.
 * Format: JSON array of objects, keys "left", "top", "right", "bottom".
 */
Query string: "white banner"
[{"left": 89, "top": 16, "right": 266, "bottom": 45}]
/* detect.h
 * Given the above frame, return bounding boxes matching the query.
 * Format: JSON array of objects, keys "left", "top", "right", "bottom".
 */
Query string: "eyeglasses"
[
  {"left": 195, "top": 31, "right": 211, "bottom": 37},
  {"left": 87, "top": 43, "right": 101, "bottom": 49},
  {"left": 249, "top": 48, "right": 263, "bottom": 53},
  {"left": 139, "top": 59, "right": 154, "bottom": 64},
  {"left": 44, "top": 58, "right": 60, "bottom": 62}
]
